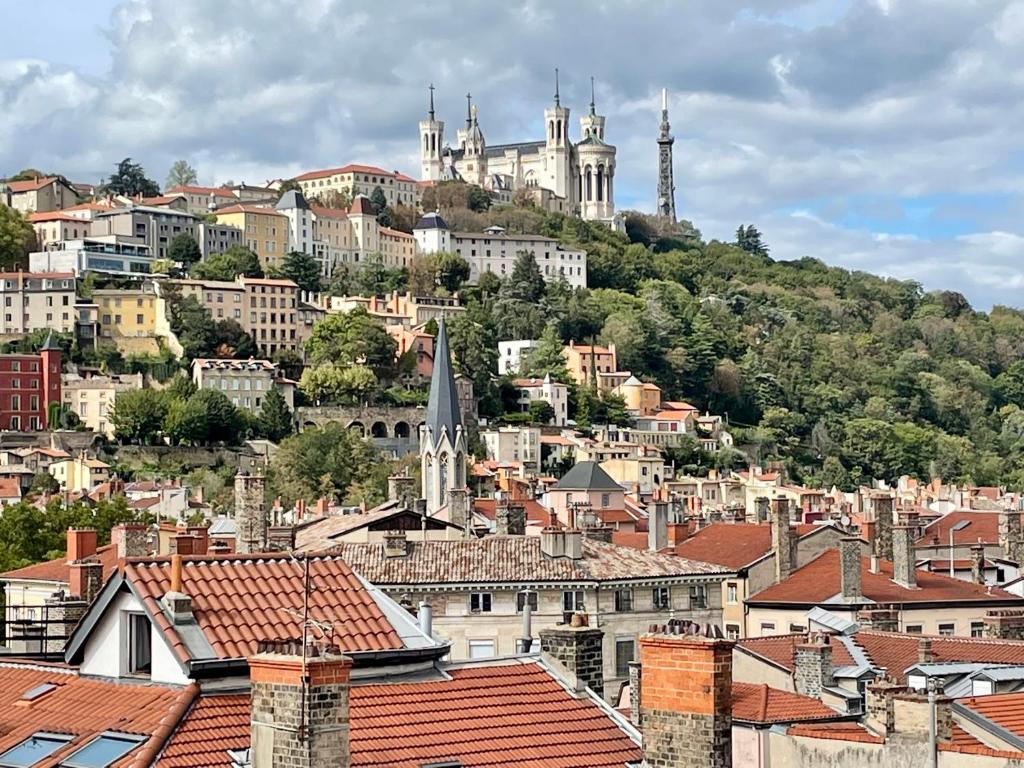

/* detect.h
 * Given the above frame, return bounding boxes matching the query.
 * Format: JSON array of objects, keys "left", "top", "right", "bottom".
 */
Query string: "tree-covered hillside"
[{"left": 437, "top": 197, "right": 1024, "bottom": 490}]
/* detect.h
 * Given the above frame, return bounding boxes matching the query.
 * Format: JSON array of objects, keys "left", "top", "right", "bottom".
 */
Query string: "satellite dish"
[{"left": 840, "top": 514, "right": 851, "bottom": 527}]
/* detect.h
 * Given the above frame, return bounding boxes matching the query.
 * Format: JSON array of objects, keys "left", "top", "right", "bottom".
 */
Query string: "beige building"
[
  {"left": 564, "top": 340, "right": 617, "bottom": 386},
  {"left": 170, "top": 278, "right": 244, "bottom": 322},
  {"left": 326, "top": 291, "right": 465, "bottom": 329},
  {"left": 91, "top": 204, "right": 199, "bottom": 260},
  {"left": 240, "top": 276, "right": 299, "bottom": 357},
  {"left": 511, "top": 375, "right": 569, "bottom": 426},
  {"left": 191, "top": 358, "right": 294, "bottom": 413},
  {"left": 27, "top": 212, "right": 91, "bottom": 249},
  {"left": 601, "top": 453, "right": 666, "bottom": 496},
  {"left": 62, "top": 372, "right": 143, "bottom": 437},
  {"left": 212, "top": 204, "right": 289, "bottom": 270},
  {"left": 446, "top": 227, "right": 588, "bottom": 289},
  {"left": 0, "top": 271, "right": 76, "bottom": 335},
  {"left": 4, "top": 176, "right": 77, "bottom": 213},
  {"left": 165, "top": 184, "right": 238, "bottom": 215},
  {"left": 49, "top": 455, "right": 110, "bottom": 492},
  {"left": 293, "top": 163, "right": 421, "bottom": 208},
  {"left": 481, "top": 425, "right": 542, "bottom": 473},
  {"left": 613, "top": 374, "right": 662, "bottom": 416}
]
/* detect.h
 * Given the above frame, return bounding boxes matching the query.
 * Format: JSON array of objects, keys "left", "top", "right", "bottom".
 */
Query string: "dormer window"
[{"left": 0, "top": 732, "right": 72, "bottom": 766}]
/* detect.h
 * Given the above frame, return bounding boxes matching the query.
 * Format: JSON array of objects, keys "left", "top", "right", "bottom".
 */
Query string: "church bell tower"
[
  {"left": 421, "top": 319, "right": 466, "bottom": 515},
  {"left": 543, "top": 68, "right": 570, "bottom": 199},
  {"left": 656, "top": 87, "right": 676, "bottom": 221},
  {"left": 419, "top": 84, "right": 444, "bottom": 182}
]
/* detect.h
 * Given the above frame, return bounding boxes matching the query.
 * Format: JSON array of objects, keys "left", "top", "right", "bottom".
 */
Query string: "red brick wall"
[{"left": 639, "top": 635, "right": 733, "bottom": 716}]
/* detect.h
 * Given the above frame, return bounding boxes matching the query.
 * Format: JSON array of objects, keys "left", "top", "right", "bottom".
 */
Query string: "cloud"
[{"left": 2, "top": 0, "right": 1023, "bottom": 308}]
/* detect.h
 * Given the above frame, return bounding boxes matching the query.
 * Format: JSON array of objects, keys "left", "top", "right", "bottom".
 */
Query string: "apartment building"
[
  {"left": 0, "top": 333, "right": 62, "bottom": 431},
  {"left": 28, "top": 237, "right": 155, "bottom": 276},
  {"left": 191, "top": 358, "right": 294, "bottom": 413},
  {"left": 93, "top": 286, "right": 161, "bottom": 339},
  {"left": 240, "top": 276, "right": 299, "bottom": 357},
  {"left": 511, "top": 375, "right": 569, "bottom": 425},
  {"left": 564, "top": 340, "right": 617, "bottom": 386},
  {"left": 196, "top": 220, "right": 243, "bottom": 257},
  {"left": 27, "top": 212, "right": 91, "bottom": 249},
  {"left": 91, "top": 204, "right": 199, "bottom": 260},
  {"left": 170, "top": 278, "right": 244, "bottom": 321},
  {"left": 61, "top": 372, "right": 143, "bottom": 438},
  {"left": 213, "top": 204, "right": 288, "bottom": 270},
  {"left": 164, "top": 184, "right": 238, "bottom": 215},
  {"left": 4, "top": 176, "right": 77, "bottom": 213},
  {"left": 293, "top": 163, "right": 421, "bottom": 207},
  {"left": 0, "top": 271, "right": 76, "bottom": 335},
  {"left": 481, "top": 425, "right": 542, "bottom": 472}
]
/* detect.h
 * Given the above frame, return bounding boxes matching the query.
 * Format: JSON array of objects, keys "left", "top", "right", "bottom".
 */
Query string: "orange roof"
[
  {"left": 141, "top": 195, "right": 179, "bottom": 206},
  {"left": 0, "top": 478, "right": 21, "bottom": 499},
  {"left": 737, "top": 633, "right": 858, "bottom": 671},
  {"left": 294, "top": 163, "right": 396, "bottom": 182},
  {"left": 6, "top": 176, "right": 60, "bottom": 192},
  {"left": 380, "top": 226, "right": 413, "bottom": 239},
  {"left": 63, "top": 201, "right": 117, "bottom": 212},
  {"left": 787, "top": 722, "right": 885, "bottom": 744},
  {"left": 670, "top": 523, "right": 773, "bottom": 568},
  {"left": 166, "top": 184, "right": 235, "bottom": 197},
  {"left": 956, "top": 691, "right": 1024, "bottom": 742},
  {"left": 853, "top": 630, "right": 1024, "bottom": 684},
  {"left": 213, "top": 204, "right": 285, "bottom": 217},
  {"left": 123, "top": 554, "right": 405, "bottom": 662},
  {"left": 918, "top": 510, "right": 1004, "bottom": 546},
  {"left": 160, "top": 661, "right": 641, "bottom": 768},
  {"left": 0, "top": 661, "right": 196, "bottom": 768},
  {"left": 662, "top": 400, "right": 698, "bottom": 411},
  {"left": 310, "top": 205, "right": 349, "bottom": 220},
  {"left": 27, "top": 211, "right": 83, "bottom": 223},
  {"left": 472, "top": 498, "right": 550, "bottom": 526},
  {"left": 349, "top": 196, "right": 375, "bottom": 216},
  {"left": 240, "top": 276, "right": 298, "bottom": 288},
  {"left": 731, "top": 682, "right": 841, "bottom": 724},
  {"left": 1, "top": 543, "right": 118, "bottom": 583},
  {"left": 748, "top": 549, "right": 1021, "bottom": 605}
]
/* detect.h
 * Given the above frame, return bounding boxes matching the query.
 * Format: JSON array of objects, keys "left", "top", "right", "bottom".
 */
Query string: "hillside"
[{"left": 441, "top": 199, "right": 1024, "bottom": 490}]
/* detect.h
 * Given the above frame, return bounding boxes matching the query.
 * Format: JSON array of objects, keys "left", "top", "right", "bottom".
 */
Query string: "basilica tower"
[
  {"left": 419, "top": 84, "right": 444, "bottom": 181},
  {"left": 577, "top": 76, "right": 615, "bottom": 222},
  {"left": 543, "top": 68, "right": 571, "bottom": 199},
  {"left": 421, "top": 319, "right": 466, "bottom": 515},
  {"left": 656, "top": 87, "right": 676, "bottom": 221}
]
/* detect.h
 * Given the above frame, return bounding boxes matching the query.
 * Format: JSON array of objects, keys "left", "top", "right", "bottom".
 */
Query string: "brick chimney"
[
  {"left": 539, "top": 614, "right": 605, "bottom": 697},
  {"left": 971, "top": 542, "right": 985, "bottom": 585},
  {"left": 187, "top": 525, "right": 209, "bottom": 555},
  {"left": 639, "top": 628, "right": 734, "bottom": 768},
  {"left": 648, "top": 500, "right": 668, "bottom": 552},
  {"left": 857, "top": 607, "right": 899, "bottom": 632},
  {"left": 160, "top": 554, "right": 193, "bottom": 625},
  {"left": 892, "top": 526, "right": 916, "bottom": 589},
  {"left": 839, "top": 537, "right": 862, "bottom": 602},
  {"left": 68, "top": 560, "right": 103, "bottom": 603},
  {"left": 170, "top": 534, "right": 195, "bottom": 556},
  {"left": 795, "top": 633, "right": 834, "bottom": 699},
  {"left": 754, "top": 496, "right": 770, "bottom": 524},
  {"left": 267, "top": 525, "right": 297, "bottom": 552},
  {"left": 771, "top": 498, "right": 795, "bottom": 583},
  {"left": 918, "top": 637, "right": 935, "bottom": 664},
  {"left": 495, "top": 497, "right": 526, "bottom": 536},
  {"left": 249, "top": 640, "right": 351, "bottom": 768},
  {"left": 66, "top": 528, "right": 97, "bottom": 563},
  {"left": 873, "top": 493, "right": 894, "bottom": 561},
  {"left": 112, "top": 523, "right": 149, "bottom": 558}
]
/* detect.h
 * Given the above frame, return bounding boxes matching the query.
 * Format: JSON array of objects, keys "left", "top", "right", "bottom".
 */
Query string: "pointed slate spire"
[
  {"left": 428, "top": 83, "right": 436, "bottom": 121},
  {"left": 40, "top": 329, "right": 61, "bottom": 351},
  {"left": 589, "top": 75, "right": 596, "bottom": 116},
  {"left": 465, "top": 92, "right": 472, "bottom": 128},
  {"left": 554, "top": 67, "right": 561, "bottom": 107},
  {"left": 425, "top": 318, "right": 462, "bottom": 445}
]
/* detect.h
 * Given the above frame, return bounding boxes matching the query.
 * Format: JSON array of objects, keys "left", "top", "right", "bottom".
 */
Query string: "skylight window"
[
  {"left": 0, "top": 732, "right": 72, "bottom": 767},
  {"left": 59, "top": 733, "right": 145, "bottom": 768},
  {"left": 19, "top": 683, "right": 57, "bottom": 702}
]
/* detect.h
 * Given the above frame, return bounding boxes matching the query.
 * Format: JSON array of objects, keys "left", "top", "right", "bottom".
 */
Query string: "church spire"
[
  {"left": 656, "top": 87, "right": 676, "bottom": 221},
  {"left": 589, "top": 76, "right": 596, "bottom": 116},
  {"left": 554, "top": 67, "right": 560, "bottom": 107},
  {"left": 425, "top": 318, "right": 462, "bottom": 445},
  {"left": 465, "top": 92, "right": 472, "bottom": 128},
  {"left": 428, "top": 83, "right": 435, "bottom": 121}
]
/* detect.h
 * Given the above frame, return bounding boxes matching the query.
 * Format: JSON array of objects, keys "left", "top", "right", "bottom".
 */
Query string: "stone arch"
[
  {"left": 423, "top": 134, "right": 429, "bottom": 153},
  {"left": 348, "top": 420, "right": 365, "bottom": 436},
  {"left": 596, "top": 165, "right": 605, "bottom": 202},
  {"left": 556, "top": 119, "right": 562, "bottom": 142},
  {"left": 371, "top": 421, "right": 388, "bottom": 438},
  {"left": 303, "top": 420, "right": 318, "bottom": 431},
  {"left": 394, "top": 421, "right": 411, "bottom": 439},
  {"left": 585, "top": 166, "right": 593, "bottom": 201}
]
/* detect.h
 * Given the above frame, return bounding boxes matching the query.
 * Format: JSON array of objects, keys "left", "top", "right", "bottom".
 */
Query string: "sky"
[{"left": 3, "top": 0, "right": 1024, "bottom": 310}]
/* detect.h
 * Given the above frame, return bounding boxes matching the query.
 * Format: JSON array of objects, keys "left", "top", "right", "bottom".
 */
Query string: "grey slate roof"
[
  {"left": 425, "top": 319, "right": 462, "bottom": 445},
  {"left": 551, "top": 461, "right": 622, "bottom": 492},
  {"left": 41, "top": 329, "right": 61, "bottom": 351},
  {"left": 414, "top": 211, "right": 449, "bottom": 231},
  {"left": 275, "top": 189, "right": 309, "bottom": 210}
]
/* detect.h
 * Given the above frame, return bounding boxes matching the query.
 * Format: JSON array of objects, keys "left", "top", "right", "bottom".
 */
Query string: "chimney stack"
[
  {"left": 971, "top": 542, "right": 986, "bottom": 585},
  {"left": 873, "top": 493, "right": 894, "bottom": 561},
  {"left": 383, "top": 530, "right": 410, "bottom": 558},
  {"left": 755, "top": 496, "right": 770, "bottom": 524},
  {"left": 795, "top": 633, "right": 834, "bottom": 699},
  {"left": 918, "top": 637, "right": 935, "bottom": 664},
  {"left": 249, "top": 641, "right": 351, "bottom": 768},
  {"left": 387, "top": 474, "right": 415, "bottom": 508},
  {"left": 648, "top": 501, "right": 668, "bottom": 552},
  {"left": 771, "top": 497, "right": 795, "bottom": 583},
  {"left": 539, "top": 614, "right": 604, "bottom": 697},
  {"left": 999, "top": 509, "right": 1022, "bottom": 563},
  {"left": 495, "top": 496, "right": 526, "bottom": 536},
  {"left": 892, "top": 525, "right": 917, "bottom": 589},
  {"left": 234, "top": 471, "right": 267, "bottom": 554},
  {"left": 112, "top": 523, "right": 149, "bottom": 559},
  {"left": 66, "top": 528, "right": 97, "bottom": 563},
  {"left": 448, "top": 488, "right": 469, "bottom": 535},
  {"left": 161, "top": 553, "right": 193, "bottom": 625},
  {"left": 639, "top": 628, "right": 734, "bottom": 768},
  {"left": 187, "top": 525, "right": 209, "bottom": 555},
  {"left": 839, "top": 537, "right": 862, "bottom": 602},
  {"left": 267, "top": 525, "right": 297, "bottom": 552}
]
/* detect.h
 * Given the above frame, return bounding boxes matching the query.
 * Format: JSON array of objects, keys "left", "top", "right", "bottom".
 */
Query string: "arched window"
[
  {"left": 549, "top": 121, "right": 555, "bottom": 140},
  {"left": 556, "top": 119, "right": 562, "bottom": 143},
  {"left": 607, "top": 170, "right": 613, "bottom": 203},
  {"left": 578, "top": 174, "right": 583, "bottom": 201},
  {"left": 585, "top": 168, "right": 592, "bottom": 201},
  {"left": 596, "top": 166, "right": 604, "bottom": 202},
  {"left": 439, "top": 452, "right": 449, "bottom": 500},
  {"left": 430, "top": 133, "right": 436, "bottom": 153},
  {"left": 455, "top": 452, "right": 465, "bottom": 487},
  {"left": 423, "top": 134, "right": 429, "bottom": 153}
]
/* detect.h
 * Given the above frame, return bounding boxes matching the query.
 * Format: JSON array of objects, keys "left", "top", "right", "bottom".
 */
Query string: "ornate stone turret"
[
  {"left": 656, "top": 87, "right": 676, "bottom": 221},
  {"left": 421, "top": 320, "right": 466, "bottom": 515},
  {"left": 419, "top": 84, "right": 445, "bottom": 182}
]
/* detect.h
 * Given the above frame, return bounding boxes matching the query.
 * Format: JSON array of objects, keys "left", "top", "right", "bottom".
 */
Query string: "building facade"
[
  {"left": 0, "top": 271, "right": 76, "bottom": 335},
  {"left": 212, "top": 205, "right": 288, "bottom": 271},
  {"left": 4, "top": 176, "right": 77, "bottom": 213},
  {"left": 61, "top": 372, "right": 143, "bottom": 438},
  {"left": 0, "top": 333, "right": 62, "bottom": 431},
  {"left": 293, "top": 163, "right": 421, "bottom": 208},
  {"left": 191, "top": 358, "right": 294, "bottom": 413}
]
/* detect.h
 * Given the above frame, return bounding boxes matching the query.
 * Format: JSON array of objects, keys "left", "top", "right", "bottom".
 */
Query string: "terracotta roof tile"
[
  {"left": 917, "top": 510, "right": 1005, "bottom": 546},
  {"left": 0, "top": 661, "right": 196, "bottom": 768},
  {"left": 670, "top": 523, "right": 773, "bottom": 569},
  {"left": 787, "top": 722, "right": 886, "bottom": 744},
  {"left": 731, "top": 682, "right": 841, "bottom": 724},
  {"left": 955, "top": 691, "right": 1024, "bottom": 743},
  {"left": 1, "top": 543, "right": 119, "bottom": 583},
  {"left": 323, "top": 537, "right": 727, "bottom": 585},
  {"left": 124, "top": 554, "right": 405, "bottom": 661},
  {"left": 854, "top": 630, "right": 1024, "bottom": 684},
  {"left": 6, "top": 176, "right": 60, "bottom": 193},
  {"left": 472, "top": 499, "right": 550, "bottom": 527},
  {"left": 748, "top": 549, "right": 1022, "bottom": 605},
  {"left": 294, "top": 163, "right": 397, "bottom": 181},
  {"left": 737, "top": 633, "right": 857, "bottom": 671},
  {"left": 159, "top": 661, "right": 640, "bottom": 768}
]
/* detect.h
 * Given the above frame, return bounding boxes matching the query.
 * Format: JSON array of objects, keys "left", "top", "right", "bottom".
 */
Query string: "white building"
[
  {"left": 413, "top": 217, "right": 587, "bottom": 289},
  {"left": 511, "top": 375, "right": 569, "bottom": 426},
  {"left": 191, "top": 358, "right": 294, "bottom": 414},
  {"left": 498, "top": 339, "right": 540, "bottom": 375},
  {"left": 62, "top": 372, "right": 144, "bottom": 438},
  {"left": 0, "top": 271, "right": 77, "bottom": 335},
  {"left": 29, "top": 237, "right": 156, "bottom": 276},
  {"left": 480, "top": 425, "right": 542, "bottom": 473},
  {"left": 418, "top": 78, "right": 618, "bottom": 226}
]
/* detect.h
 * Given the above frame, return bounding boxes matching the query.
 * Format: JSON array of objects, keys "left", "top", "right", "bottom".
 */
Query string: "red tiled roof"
[
  {"left": 731, "top": 682, "right": 841, "bottom": 724},
  {"left": 160, "top": 661, "right": 640, "bottom": 768},
  {"left": 472, "top": 498, "right": 550, "bottom": 526},
  {"left": 380, "top": 226, "right": 413, "bottom": 239},
  {"left": 310, "top": 205, "right": 349, "bottom": 220},
  {"left": 0, "top": 661, "right": 196, "bottom": 768},
  {"left": 1, "top": 543, "right": 119, "bottom": 583},
  {"left": 853, "top": 630, "right": 1024, "bottom": 684},
  {"left": 737, "top": 633, "right": 857, "bottom": 671},
  {"left": 166, "top": 185, "right": 236, "bottom": 197},
  {"left": 748, "top": 549, "right": 1022, "bottom": 605},
  {"left": 141, "top": 195, "right": 179, "bottom": 206},
  {"left": 6, "top": 176, "right": 60, "bottom": 193},
  {"left": 349, "top": 196, "right": 375, "bottom": 215},
  {"left": 670, "top": 523, "right": 773, "bottom": 569},
  {"left": 956, "top": 691, "right": 1024, "bottom": 742},
  {"left": 27, "top": 211, "right": 83, "bottom": 223},
  {"left": 124, "top": 554, "right": 405, "bottom": 662},
  {"left": 610, "top": 531, "right": 649, "bottom": 549},
  {"left": 917, "top": 510, "right": 1004, "bottom": 546},
  {"left": 294, "top": 164, "right": 403, "bottom": 182},
  {"left": 787, "top": 722, "right": 885, "bottom": 744}
]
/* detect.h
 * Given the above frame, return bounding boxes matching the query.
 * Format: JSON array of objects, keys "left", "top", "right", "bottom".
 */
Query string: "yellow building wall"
[{"left": 215, "top": 211, "right": 288, "bottom": 270}]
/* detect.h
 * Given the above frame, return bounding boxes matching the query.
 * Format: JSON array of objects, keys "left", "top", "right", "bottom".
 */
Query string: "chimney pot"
[
  {"left": 839, "top": 537, "right": 863, "bottom": 602},
  {"left": 66, "top": 528, "right": 97, "bottom": 563}
]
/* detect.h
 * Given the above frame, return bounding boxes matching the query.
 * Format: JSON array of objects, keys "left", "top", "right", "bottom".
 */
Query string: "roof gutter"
[{"left": 188, "top": 644, "right": 452, "bottom": 678}]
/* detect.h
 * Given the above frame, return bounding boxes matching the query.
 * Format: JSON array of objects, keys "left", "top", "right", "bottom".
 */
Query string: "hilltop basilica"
[{"left": 418, "top": 73, "right": 619, "bottom": 228}]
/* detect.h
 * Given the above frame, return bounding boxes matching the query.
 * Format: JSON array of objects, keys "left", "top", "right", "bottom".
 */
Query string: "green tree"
[
  {"left": 165, "top": 160, "right": 198, "bottom": 189},
  {"left": 168, "top": 233, "right": 202, "bottom": 267},
  {"left": 467, "top": 185, "right": 493, "bottom": 212},
  {"left": 524, "top": 323, "right": 570, "bottom": 382},
  {"left": 0, "top": 206, "right": 36, "bottom": 270},
  {"left": 299, "top": 363, "right": 378, "bottom": 405},
  {"left": 304, "top": 308, "right": 397, "bottom": 376},
  {"left": 111, "top": 388, "right": 169, "bottom": 444},
  {"left": 527, "top": 399, "right": 555, "bottom": 425},
  {"left": 735, "top": 225, "right": 769, "bottom": 258},
  {"left": 191, "top": 245, "right": 263, "bottom": 280},
  {"left": 256, "top": 386, "right": 294, "bottom": 442},
  {"left": 269, "top": 423, "right": 382, "bottom": 504},
  {"left": 502, "top": 251, "right": 546, "bottom": 304},
  {"left": 281, "top": 250, "right": 322, "bottom": 293},
  {"left": 434, "top": 252, "right": 471, "bottom": 293},
  {"left": 105, "top": 157, "right": 160, "bottom": 197},
  {"left": 369, "top": 186, "right": 388, "bottom": 216},
  {"left": 164, "top": 389, "right": 244, "bottom": 445}
]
